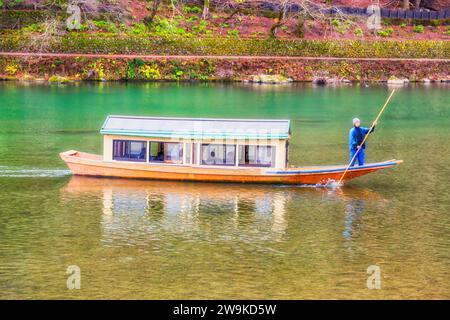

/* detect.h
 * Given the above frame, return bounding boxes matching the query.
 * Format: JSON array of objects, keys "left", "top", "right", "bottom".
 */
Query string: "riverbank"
[
  {"left": 1, "top": 5, "right": 449, "bottom": 83},
  {"left": 1, "top": 52, "right": 449, "bottom": 83}
]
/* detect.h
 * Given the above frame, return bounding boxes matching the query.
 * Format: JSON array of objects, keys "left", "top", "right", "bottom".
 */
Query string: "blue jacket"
[{"left": 349, "top": 126, "right": 375, "bottom": 150}]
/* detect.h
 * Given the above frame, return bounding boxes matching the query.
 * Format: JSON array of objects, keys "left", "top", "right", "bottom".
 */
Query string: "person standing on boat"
[{"left": 349, "top": 118, "right": 376, "bottom": 166}]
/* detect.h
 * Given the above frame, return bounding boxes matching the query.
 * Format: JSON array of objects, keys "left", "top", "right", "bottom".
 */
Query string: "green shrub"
[
  {"left": 139, "top": 63, "right": 160, "bottom": 79},
  {"left": 93, "top": 20, "right": 118, "bottom": 33},
  {"left": 227, "top": 29, "right": 239, "bottom": 38},
  {"left": 186, "top": 16, "right": 198, "bottom": 23},
  {"left": 150, "top": 17, "right": 187, "bottom": 36},
  {"left": 4, "top": 62, "right": 18, "bottom": 75},
  {"left": 354, "top": 28, "right": 363, "bottom": 37},
  {"left": 192, "top": 20, "right": 209, "bottom": 34},
  {"left": 413, "top": 25, "right": 424, "bottom": 33},
  {"left": 331, "top": 19, "right": 339, "bottom": 27},
  {"left": 130, "top": 23, "right": 147, "bottom": 35},
  {"left": 183, "top": 5, "right": 202, "bottom": 14},
  {"left": 171, "top": 64, "right": 184, "bottom": 80},
  {"left": 127, "top": 58, "right": 145, "bottom": 79},
  {"left": 79, "top": 23, "right": 90, "bottom": 32},
  {"left": 377, "top": 27, "right": 394, "bottom": 37},
  {"left": 22, "top": 23, "right": 43, "bottom": 33},
  {"left": 331, "top": 19, "right": 352, "bottom": 34}
]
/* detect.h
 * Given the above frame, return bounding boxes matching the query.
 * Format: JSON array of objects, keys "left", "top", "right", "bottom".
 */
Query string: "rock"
[
  {"left": 20, "top": 74, "right": 35, "bottom": 81},
  {"left": 387, "top": 76, "right": 409, "bottom": 85},
  {"left": 251, "top": 74, "right": 293, "bottom": 84},
  {"left": 313, "top": 77, "right": 327, "bottom": 85},
  {"left": 422, "top": 78, "right": 431, "bottom": 84},
  {"left": 48, "top": 75, "right": 71, "bottom": 83},
  {"left": 313, "top": 76, "right": 339, "bottom": 85}
]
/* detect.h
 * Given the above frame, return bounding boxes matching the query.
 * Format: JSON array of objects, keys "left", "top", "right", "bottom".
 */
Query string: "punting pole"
[{"left": 337, "top": 89, "right": 396, "bottom": 185}]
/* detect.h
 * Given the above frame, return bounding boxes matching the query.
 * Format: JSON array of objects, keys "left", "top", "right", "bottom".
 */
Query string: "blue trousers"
[{"left": 349, "top": 148, "right": 365, "bottom": 166}]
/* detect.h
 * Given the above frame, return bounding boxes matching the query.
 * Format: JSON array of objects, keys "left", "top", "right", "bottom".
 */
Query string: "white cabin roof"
[{"left": 100, "top": 115, "right": 291, "bottom": 140}]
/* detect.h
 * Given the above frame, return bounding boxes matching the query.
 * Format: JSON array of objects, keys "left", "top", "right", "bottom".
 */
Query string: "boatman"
[{"left": 349, "top": 118, "right": 377, "bottom": 166}]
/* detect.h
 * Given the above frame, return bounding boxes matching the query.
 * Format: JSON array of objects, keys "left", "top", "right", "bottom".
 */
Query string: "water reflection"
[
  {"left": 343, "top": 199, "right": 365, "bottom": 240},
  {"left": 62, "top": 177, "right": 291, "bottom": 244},
  {"left": 61, "top": 177, "right": 386, "bottom": 247}
]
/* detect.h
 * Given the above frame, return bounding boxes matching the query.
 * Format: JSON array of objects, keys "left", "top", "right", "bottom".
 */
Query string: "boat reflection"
[{"left": 61, "top": 176, "right": 385, "bottom": 246}]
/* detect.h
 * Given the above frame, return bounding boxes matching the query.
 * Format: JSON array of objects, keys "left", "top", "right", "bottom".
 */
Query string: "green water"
[{"left": 0, "top": 82, "right": 449, "bottom": 299}]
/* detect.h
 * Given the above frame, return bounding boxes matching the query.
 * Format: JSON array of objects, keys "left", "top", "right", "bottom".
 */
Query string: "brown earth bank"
[{"left": 1, "top": 54, "right": 449, "bottom": 82}]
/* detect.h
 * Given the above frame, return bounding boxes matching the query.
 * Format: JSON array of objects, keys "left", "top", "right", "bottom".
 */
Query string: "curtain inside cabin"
[
  {"left": 238, "top": 145, "right": 275, "bottom": 167},
  {"left": 201, "top": 144, "right": 236, "bottom": 166}
]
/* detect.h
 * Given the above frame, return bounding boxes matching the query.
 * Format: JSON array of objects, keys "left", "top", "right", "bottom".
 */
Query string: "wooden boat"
[{"left": 60, "top": 116, "right": 402, "bottom": 185}]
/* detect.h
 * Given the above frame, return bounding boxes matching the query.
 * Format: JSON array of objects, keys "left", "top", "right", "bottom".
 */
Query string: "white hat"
[{"left": 352, "top": 118, "right": 361, "bottom": 124}]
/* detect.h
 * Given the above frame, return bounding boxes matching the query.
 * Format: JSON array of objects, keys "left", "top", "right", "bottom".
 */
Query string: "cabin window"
[
  {"left": 149, "top": 142, "right": 183, "bottom": 164},
  {"left": 149, "top": 142, "right": 164, "bottom": 162},
  {"left": 113, "top": 140, "right": 147, "bottom": 162},
  {"left": 201, "top": 144, "right": 236, "bottom": 166},
  {"left": 165, "top": 143, "right": 183, "bottom": 163},
  {"left": 238, "top": 145, "right": 275, "bottom": 167}
]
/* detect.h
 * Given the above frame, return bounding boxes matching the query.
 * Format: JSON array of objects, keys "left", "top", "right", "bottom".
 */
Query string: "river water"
[{"left": 0, "top": 82, "right": 449, "bottom": 299}]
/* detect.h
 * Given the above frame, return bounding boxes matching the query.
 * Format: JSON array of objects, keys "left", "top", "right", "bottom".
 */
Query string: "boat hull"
[{"left": 60, "top": 150, "right": 402, "bottom": 185}]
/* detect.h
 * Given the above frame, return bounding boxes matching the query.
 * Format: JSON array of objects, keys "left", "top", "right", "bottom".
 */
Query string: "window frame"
[
  {"left": 112, "top": 139, "right": 147, "bottom": 162},
  {"left": 148, "top": 141, "right": 183, "bottom": 164}
]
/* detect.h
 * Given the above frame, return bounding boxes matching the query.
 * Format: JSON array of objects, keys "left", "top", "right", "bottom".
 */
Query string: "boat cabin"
[{"left": 100, "top": 116, "right": 291, "bottom": 169}]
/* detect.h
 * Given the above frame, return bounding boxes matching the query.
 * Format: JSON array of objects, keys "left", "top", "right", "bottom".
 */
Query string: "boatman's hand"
[{"left": 372, "top": 120, "right": 378, "bottom": 126}]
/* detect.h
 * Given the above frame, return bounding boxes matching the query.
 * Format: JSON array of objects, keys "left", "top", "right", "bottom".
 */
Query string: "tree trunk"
[
  {"left": 202, "top": 0, "right": 210, "bottom": 20},
  {"left": 295, "top": 13, "right": 306, "bottom": 38},
  {"left": 144, "top": 0, "right": 161, "bottom": 25},
  {"left": 414, "top": 0, "right": 421, "bottom": 9},
  {"left": 403, "top": 0, "right": 410, "bottom": 10},
  {"left": 269, "top": 8, "right": 285, "bottom": 38}
]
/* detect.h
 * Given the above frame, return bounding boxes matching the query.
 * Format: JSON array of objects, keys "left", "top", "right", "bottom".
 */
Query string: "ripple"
[{"left": 0, "top": 167, "right": 71, "bottom": 177}]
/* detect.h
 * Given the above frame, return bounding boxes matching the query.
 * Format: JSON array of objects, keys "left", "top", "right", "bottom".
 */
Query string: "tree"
[
  {"left": 202, "top": 0, "right": 210, "bottom": 20},
  {"left": 144, "top": 0, "right": 162, "bottom": 25},
  {"left": 216, "top": 0, "right": 246, "bottom": 25},
  {"left": 268, "top": 1, "right": 331, "bottom": 39},
  {"left": 414, "top": 0, "right": 421, "bottom": 9},
  {"left": 270, "top": 1, "right": 289, "bottom": 38},
  {"left": 403, "top": 0, "right": 410, "bottom": 10}
]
